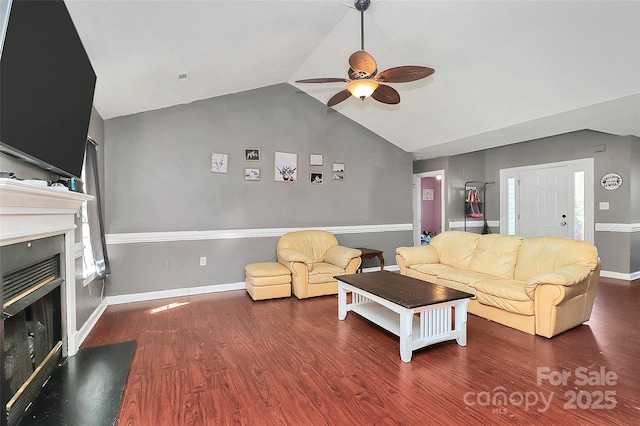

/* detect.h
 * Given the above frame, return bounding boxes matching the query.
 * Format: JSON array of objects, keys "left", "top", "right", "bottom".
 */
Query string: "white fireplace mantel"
[
  {"left": 0, "top": 178, "right": 92, "bottom": 246},
  {"left": 0, "top": 178, "right": 94, "bottom": 356}
]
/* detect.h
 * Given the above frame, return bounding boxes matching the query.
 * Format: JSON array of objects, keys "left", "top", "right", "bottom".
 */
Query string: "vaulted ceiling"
[{"left": 65, "top": 0, "right": 640, "bottom": 159}]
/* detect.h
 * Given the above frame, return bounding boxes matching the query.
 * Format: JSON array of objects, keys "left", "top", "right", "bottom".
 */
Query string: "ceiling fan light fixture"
[
  {"left": 295, "top": 0, "right": 434, "bottom": 108},
  {"left": 347, "top": 79, "right": 378, "bottom": 100}
]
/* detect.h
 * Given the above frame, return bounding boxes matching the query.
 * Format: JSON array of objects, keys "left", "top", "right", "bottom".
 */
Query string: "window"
[
  {"left": 80, "top": 139, "right": 110, "bottom": 284},
  {"left": 573, "top": 171, "right": 585, "bottom": 241},
  {"left": 506, "top": 177, "right": 516, "bottom": 235}
]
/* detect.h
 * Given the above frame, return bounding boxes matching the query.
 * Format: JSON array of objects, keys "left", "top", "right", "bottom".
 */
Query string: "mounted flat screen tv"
[{"left": 0, "top": 0, "right": 96, "bottom": 179}]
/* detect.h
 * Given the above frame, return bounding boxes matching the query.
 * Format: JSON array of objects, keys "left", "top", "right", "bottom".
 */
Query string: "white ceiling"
[{"left": 64, "top": 0, "right": 640, "bottom": 159}]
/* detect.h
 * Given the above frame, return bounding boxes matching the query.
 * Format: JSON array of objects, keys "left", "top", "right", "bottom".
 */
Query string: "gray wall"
[
  {"left": 415, "top": 130, "right": 639, "bottom": 276},
  {"left": 103, "top": 83, "right": 414, "bottom": 296}
]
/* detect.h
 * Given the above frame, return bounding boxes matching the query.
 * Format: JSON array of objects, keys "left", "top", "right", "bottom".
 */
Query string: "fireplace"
[
  {"left": 1, "top": 236, "right": 65, "bottom": 426},
  {"left": 0, "top": 179, "right": 92, "bottom": 426}
]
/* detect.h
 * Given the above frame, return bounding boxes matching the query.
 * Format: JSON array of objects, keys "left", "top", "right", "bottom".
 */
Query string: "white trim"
[
  {"left": 412, "top": 171, "right": 446, "bottom": 247},
  {"left": 75, "top": 302, "right": 109, "bottom": 348},
  {"left": 600, "top": 270, "right": 640, "bottom": 281},
  {"left": 448, "top": 220, "right": 500, "bottom": 229},
  {"left": 103, "top": 281, "right": 247, "bottom": 305},
  {"left": 105, "top": 223, "right": 412, "bottom": 245},
  {"left": 595, "top": 223, "right": 640, "bottom": 233},
  {"left": 361, "top": 264, "right": 399, "bottom": 273}
]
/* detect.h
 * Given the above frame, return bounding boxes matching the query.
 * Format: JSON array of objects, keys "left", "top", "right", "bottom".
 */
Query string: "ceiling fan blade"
[
  {"left": 371, "top": 84, "right": 400, "bottom": 105},
  {"left": 375, "top": 66, "right": 435, "bottom": 83},
  {"left": 295, "top": 78, "right": 350, "bottom": 83},
  {"left": 327, "top": 89, "right": 352, "bottom": 107},
  {"left": 348, "top": 50, "right": 377, "bottom": 78}
]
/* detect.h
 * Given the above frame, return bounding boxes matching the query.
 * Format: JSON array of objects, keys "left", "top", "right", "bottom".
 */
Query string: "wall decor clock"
[{"left": 601, "top": 173, "right": 622, "bottom": 190}]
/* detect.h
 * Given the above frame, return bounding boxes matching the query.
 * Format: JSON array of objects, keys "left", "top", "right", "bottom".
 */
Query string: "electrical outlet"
[
  {"left": 200, "top": 256, "right": 207, "bottom": 266},
  {"left": 163, "top": 260, "right": 170, "bottom": 269}
]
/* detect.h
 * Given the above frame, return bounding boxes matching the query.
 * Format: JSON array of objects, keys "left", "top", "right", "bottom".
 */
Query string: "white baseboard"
[
  {"left": 103, "top": 281, "right": 247, "bottom": 306},
  {"left": 600, "top": 270, "right": 640, "bottom": 281},
  {"left": 361, "top": 265, "right": 400, "bottom": 273},
  {"left": 74, "top": 302, "right": 109, "bottom": 353}
]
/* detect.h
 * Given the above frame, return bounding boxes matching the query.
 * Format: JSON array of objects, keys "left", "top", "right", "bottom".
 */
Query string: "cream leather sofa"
[
  {"left": 277, "top": 230, "right": 362, "bottom": 299},
  {"left": 396, "top": 231, "right": 600, "bottom": 338}
]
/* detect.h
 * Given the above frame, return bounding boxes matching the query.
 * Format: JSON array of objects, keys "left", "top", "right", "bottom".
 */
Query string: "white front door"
[
  {"left": 518, "top": 165, "right": 571, "bottom": 238},
  {"left": 500, "top": 158, "right": 594, "bottom": 243}
]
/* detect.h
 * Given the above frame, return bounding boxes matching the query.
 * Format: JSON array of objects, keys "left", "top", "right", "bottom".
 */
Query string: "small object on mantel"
[
  {"left": 50, "top": 182, "right": 69, "bottom": 191},
  {"left": 24, "top": 179, "right": 49, "bottom": 186},
  {"left": 355, "top": 247, "right": 384, "bottom": 273}
]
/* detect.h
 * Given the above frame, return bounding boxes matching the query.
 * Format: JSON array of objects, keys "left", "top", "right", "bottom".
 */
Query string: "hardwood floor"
[{"left": 82, "top": 277, "right": 640, "bottom": 425}]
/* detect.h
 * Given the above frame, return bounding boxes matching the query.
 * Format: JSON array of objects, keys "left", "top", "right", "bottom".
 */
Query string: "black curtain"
[{"left": 84, "top": 139, "right": 111, "bottom": 279}]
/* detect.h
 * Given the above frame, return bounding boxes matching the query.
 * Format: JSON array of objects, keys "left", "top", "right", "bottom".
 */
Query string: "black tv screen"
[{"left": 0, "top": 0, "right": 96, "bottom": 179}]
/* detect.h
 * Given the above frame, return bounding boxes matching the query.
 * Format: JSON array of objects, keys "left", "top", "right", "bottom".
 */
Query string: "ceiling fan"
[{"left": 295, "top": 0, "right": 435, "bottom": 108}]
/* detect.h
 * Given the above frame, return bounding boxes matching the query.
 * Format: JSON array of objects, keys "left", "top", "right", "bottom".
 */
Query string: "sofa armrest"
[
  {"left": 324, "top": 246, "right": 362, "bottom": 269},
  {"left": 525, "top": 264, "right": 592, "bottom": 298},
  {"left": 278, "top": 248, "right": 314, "bottom": 272},
  {"left": 396, "top": 245, "right": 439, "bottom": 266}
]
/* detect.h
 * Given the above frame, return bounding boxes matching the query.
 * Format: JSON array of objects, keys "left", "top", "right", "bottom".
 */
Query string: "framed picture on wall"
[
  {"left": 332, "top": 162, "right": 345, "bottom": 180},
  {"left": 274, "top": 151, "right": 297, "bottom": 182},
  {"left": 310, "top": 172, "right": 323, "bottom": 184},
  {"left": 244, "top": 148, "right": 260, "bottom": 162},
  {"left": 309, "top": 154, "right": 323, "bottom": 166},
  {"left": 211, "top": 153, "right": 228, "bottom": 174},
  {"left": 244, "top": 168, "right": 261, "bottom": 181}
]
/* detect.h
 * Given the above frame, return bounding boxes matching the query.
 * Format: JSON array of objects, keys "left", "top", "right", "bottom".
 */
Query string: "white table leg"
[
  {"left": 455, "top": 299, "right": 469, "bottom": 346},
  {"left": 338, "top": 283, "right": 347, "bottom": 320},
  {"left": 399, "top": 310, "right": 413, "bottom": 362}
]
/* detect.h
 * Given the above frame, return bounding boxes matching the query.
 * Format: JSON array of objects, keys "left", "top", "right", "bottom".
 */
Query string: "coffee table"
[{"left": 335, "top": 271, "right": 473, "bottom": 362}]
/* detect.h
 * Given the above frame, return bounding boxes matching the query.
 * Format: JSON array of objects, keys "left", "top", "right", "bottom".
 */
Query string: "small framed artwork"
[
  {"left": 332, "top": 162, "right": 345, "bottom": 180},
  {"left": 244, "top": 148, "right": 260, "bottom": 162},
  {"left": 423, "top": 188, "right": 434, "bottom": 201},
  {"left": 244, "top": 168, "right": 261, "bottom": 181},
  {"left": 310, "top": 172, "right": 323, "bottom": 184},
  {"left": 274, "top": 151, "right": 297, "bottom": 182},
  {"left": 309, "top": 154, "right": 323, "bottom": 166},
  {"left": 211, "top": 153, "right": 228, "bottom": 174}
]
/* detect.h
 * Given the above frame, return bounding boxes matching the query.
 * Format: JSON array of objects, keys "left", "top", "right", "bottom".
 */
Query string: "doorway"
[
  {"left": 413, "top": 170, "right": 445, "bottom": 246},
  {"left": 499, "top": 158, "right": 594, "bottom": 243}
]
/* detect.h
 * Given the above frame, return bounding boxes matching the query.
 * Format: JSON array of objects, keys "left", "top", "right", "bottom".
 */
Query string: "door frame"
[
  {"left": 413, "top": 170, "right": 445, "bottom": 247},
  {"left": 499, "top": 158, "right": 594, "bottom": 243}
]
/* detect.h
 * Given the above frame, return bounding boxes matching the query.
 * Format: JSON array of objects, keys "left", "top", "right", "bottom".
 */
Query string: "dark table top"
[
  {"left": 335, "top": 271, "right": 473, "bottom": 309},
  {"left": 356, "top": 247, "right": 383, "bottom": 256}
]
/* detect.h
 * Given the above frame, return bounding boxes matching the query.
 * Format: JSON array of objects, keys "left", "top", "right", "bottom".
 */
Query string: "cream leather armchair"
[{"left": 277, "top": 230, "right": 362, "bottom": 299}]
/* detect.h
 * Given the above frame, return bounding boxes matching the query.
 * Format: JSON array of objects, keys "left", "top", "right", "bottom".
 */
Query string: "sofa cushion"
[
  {"left": 514, "top": 237, "right": 598, "bottom": 281},
  {"left": 430, "top": 231, "right": 479, "bottom": 269},
  {"left": 397, "top": 245, "right": 440, "bottom": 265},
  {"left": 468, "top": 234, "right": 522, "bottom": 278},
  {"left": 410, "top": 263, "right": 451, "bottom": 278},
  {"left": 474, "top": 279, "right": 534, "bottom": 315},
  {"left": 308, "top": 262, "right": 345, "bottom": 284},
  {"left": 437, "top": 267, "right": 497, "bottom": 289}
]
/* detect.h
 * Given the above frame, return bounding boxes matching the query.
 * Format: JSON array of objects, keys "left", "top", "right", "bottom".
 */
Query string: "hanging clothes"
[{"left": 466, "top": 187, "right": 483, "bottom": 218}]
